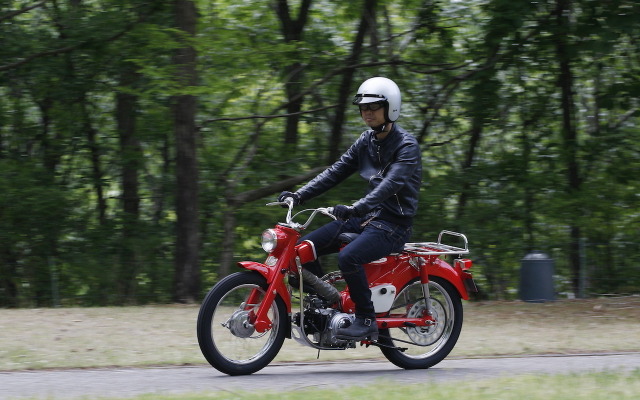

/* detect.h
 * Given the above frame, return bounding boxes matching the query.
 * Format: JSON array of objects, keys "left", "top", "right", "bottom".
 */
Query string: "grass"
[
  {"left": 43, "top": 370, "right": 640, "bottom": 400},
  {"left": 0, "top": 296, "right": 638, "bottom": 371}
]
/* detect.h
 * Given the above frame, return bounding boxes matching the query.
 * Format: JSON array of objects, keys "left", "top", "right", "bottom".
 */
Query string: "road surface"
[{"left": 2, "top": 353, "right": 639, "bottom": 399}]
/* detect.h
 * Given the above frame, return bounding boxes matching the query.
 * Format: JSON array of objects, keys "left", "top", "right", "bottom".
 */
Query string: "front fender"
[{"left": 237, "top": 261, "right": 291, "bottom": 311}]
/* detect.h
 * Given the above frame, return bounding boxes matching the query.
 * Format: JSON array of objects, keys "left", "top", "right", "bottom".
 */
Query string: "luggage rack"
[{"left": 404, "top": 230, "right": 469, "bottom": 256}]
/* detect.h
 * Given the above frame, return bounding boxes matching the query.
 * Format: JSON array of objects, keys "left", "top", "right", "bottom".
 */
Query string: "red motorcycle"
[{"left": 197, "top": 201, "right": 476, "bottom": 376}]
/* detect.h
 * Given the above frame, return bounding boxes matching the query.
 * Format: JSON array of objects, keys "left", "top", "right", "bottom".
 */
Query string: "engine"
[{"left": 293, "top": 295, "right": 356, "bottom": 348}]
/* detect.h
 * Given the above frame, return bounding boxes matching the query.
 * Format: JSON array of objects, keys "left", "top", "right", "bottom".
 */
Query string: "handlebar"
[{"left": 266, "top": 201, "right": 336, "bottom": 230}]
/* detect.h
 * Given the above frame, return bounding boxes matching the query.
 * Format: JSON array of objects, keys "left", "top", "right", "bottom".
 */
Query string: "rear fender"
[{"left": 428, "top": 259, "right": 471, "bottom": 300}]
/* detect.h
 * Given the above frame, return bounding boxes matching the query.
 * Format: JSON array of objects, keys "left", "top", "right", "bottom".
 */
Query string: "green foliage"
[
  {"left": 0, "top": 160, "right": 71, "bottom": 306},
  {"left": 0, "top": 0, "right": 638, "bottom": 306}
]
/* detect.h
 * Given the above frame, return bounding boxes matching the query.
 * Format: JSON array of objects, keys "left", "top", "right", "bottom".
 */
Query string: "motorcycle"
[{"left": 197, "top": 200, "right": 477, "bottom": 376}]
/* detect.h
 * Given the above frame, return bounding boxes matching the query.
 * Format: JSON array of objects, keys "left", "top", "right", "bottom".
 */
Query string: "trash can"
[{"left": 519, "top": 251, "right": 555, "bottom": 302}]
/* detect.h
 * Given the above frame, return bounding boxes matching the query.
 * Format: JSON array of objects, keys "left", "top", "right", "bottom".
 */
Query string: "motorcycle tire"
[
  {"left": 378, "top": 276, "right": 463, "bottom": 370},
  {"left": 197, "top": 271, "right": 287, "bottom": 376}
]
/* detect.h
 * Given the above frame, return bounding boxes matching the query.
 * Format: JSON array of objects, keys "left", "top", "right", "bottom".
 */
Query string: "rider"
[{"left": 278, "top": 77, "right": 422, "bottom": 341}]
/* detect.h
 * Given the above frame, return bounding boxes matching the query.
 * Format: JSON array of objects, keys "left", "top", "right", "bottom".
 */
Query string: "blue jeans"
[{"left": 300, "top": 217, "right": 412, "bottom": 318}]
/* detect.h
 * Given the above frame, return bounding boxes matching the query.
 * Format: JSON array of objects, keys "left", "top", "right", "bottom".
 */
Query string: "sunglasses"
[{"left": 358, "top": 103, "right": 384, "bottom": 112}]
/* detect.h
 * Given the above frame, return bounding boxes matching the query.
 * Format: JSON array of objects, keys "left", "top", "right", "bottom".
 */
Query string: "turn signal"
[{"left": 455, "top": 258, "right": 473, "bottom": 271}]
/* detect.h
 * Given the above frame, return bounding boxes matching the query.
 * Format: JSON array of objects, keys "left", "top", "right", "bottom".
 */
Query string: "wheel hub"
[
  {"left": 405, "top": 298, "right": 446, "bottom": 345},
  {"left": 226, "top": 310, "right": 256, "bottom": 338}
]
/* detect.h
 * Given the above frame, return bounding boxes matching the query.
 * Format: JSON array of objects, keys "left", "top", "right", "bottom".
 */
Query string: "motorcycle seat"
[{"left": 338, "top": 232, "right": 360, "bottom": 244}]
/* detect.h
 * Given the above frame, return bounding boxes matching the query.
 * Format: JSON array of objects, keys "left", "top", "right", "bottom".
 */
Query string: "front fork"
[
  {"left": 249, "top": 268, "right": 289, "bottom": 333},
  {"left": 250, "top": 286, "right": 278, "bottom": 332}
]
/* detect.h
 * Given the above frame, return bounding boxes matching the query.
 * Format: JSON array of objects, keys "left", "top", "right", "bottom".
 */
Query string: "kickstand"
[{"left": 317, "top": 349, "right": 321, "bottom": 359}]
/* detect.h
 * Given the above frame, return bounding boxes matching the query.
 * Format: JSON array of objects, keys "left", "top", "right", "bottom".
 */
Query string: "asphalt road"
[{"left": 2, "top": 353, "right": 639, "bottom": 400}]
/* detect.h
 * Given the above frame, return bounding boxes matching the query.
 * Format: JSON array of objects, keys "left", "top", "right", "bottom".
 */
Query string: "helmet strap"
[{"left": 372, "top": 123, "right": 387, "bottom": 133}]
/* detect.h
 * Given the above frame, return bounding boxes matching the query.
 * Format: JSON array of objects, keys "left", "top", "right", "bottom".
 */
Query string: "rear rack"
[{"left": 404, "top": 230, "right": 469, "bottom": 256}]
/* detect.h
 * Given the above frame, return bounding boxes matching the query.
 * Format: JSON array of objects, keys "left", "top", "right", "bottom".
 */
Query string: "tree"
[
  {"left": 274, "top": 0, "right": 313, "bottom": 146},
  {"left": 327, "top": 0, "right": 378, "bottom": 163},
  {"left": 1, "top": 0, "right": 639, "bottom": 306},
  {"left": 172, "top": 0, "right": 200, "bottom": 303}
]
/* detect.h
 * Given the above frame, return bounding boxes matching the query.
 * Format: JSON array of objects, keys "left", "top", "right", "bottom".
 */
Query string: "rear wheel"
[
  {"left": 197, "top": 271, "right": 287, "bottom": 375},
  {"left": 379, "top": 276, "right": 463, "bottom": 369}
]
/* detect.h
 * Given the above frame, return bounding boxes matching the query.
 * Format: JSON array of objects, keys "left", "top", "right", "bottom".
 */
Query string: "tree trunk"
[
  {"left": 455, "top": 119, "right": 482, "bottom": 224},
  {"left": 116, "top": 67, "right": 142, "bottom": 301},
  {"left": 555, "top": 0, "right": 582, "bottom": 296},
  {"left": 152, "top": 134, "right": 171, "bottom": 225},
  {"left": 84, "top": 115, "right": 108, "bottom": 225},
  {"left": 218, "top": 206, "right": 237, "bottom": 279},
  {"left": 274, "top": 0, "right": 313, "bottom": 146},
  {"left": 327, "top": 0, "right": 377, "bottom": 163},
  {"left": 521, "top": 122, "right": 535, "bottom": 252},
  {"left": 172, "top": 0, "right": 200, "bottom": 303}
]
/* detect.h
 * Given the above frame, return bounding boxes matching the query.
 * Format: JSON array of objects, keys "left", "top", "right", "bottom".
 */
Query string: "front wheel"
[
  {"left": 197, "top": 271, "right": 287, "bottom": 375},
  {"left": 379, "top": 276, "right": 463, "bottom": 369}
]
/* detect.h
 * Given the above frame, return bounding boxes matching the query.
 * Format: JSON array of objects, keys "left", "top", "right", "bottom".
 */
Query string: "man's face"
[{"left": 359, "top": 102, "right": 386, "bottom": 128}]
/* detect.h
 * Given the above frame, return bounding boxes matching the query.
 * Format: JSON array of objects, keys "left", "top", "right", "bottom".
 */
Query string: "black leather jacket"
[{"left": 297, "top": 124, "right": 422, "bottom": 226}]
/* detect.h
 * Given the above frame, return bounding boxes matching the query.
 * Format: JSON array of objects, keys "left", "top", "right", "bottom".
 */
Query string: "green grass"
[
  {"left": 69, "top": 370, "right": 640, "bottom": 400},
  {"left": 2, "top": 298, "right": 638, "bottom": 400},
  {"left": 1, "top": 296, "right": 638, "bottom": 370}
]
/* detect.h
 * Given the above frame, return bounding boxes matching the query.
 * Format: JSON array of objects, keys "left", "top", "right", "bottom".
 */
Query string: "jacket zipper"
[
  {"left": 395, "top": 194, "right": 404, "bottom": 215},
  {"left": 377, "top": 145, "right": 391, "bottom": 175},
  {"left": 379, "top": 143, "right": 404, "bottom": 216}
]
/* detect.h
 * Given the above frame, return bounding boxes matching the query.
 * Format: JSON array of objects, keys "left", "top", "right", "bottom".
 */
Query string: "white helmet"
[{"left": 352, "top": 77, "right": 401, "bottom": 122}]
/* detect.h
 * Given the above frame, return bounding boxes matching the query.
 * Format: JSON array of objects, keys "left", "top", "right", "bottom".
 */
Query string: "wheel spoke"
[
  {"left": 197, "top": 272, "right": 287, "bottom": 375},
  {"left": 379, "top": 277, "right": 463, "bottom": 369},
  {"left": 211, "top": 284, "right": 278, "bottom": 363}
]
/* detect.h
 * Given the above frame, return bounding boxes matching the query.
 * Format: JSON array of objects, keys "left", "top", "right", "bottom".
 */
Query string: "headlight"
[{"left": 261, "top": 229, "right": 278, "bottom": 252}]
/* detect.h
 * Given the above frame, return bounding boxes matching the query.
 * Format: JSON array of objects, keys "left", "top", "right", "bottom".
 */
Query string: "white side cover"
[{"left": 371, "top": 284, "right": 397, "bottom": 313}]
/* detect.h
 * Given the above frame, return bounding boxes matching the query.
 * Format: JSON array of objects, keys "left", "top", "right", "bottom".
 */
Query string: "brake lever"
[{"left": 321, "top": 207, "right": 337, "bottom": 220}]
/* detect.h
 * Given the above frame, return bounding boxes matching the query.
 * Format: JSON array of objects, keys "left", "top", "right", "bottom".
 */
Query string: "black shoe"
[{"left": 335, "top": 316, "right": 379, "bottom": 341}]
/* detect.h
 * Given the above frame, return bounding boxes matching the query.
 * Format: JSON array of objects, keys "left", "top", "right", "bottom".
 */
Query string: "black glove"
[
  {"left": 331, "top": 204, "right": 355, "bottom": 221},
  {"left": 278, "top": 191, "right": 301, "bottom": 206}
]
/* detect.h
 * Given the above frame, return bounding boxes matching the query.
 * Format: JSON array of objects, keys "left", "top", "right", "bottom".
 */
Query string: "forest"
[{"left": 1, "top": 0, "right": 638, "bottom": 307}]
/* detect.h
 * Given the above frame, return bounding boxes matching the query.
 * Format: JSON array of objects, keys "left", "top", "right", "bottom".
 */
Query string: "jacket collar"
[{"left": 371, "top": 123, "right": 399, "bottom": 146}]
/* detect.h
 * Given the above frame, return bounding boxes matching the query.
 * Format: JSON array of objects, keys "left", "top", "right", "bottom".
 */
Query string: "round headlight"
[{"left": 261, "top": 229, "right": 278, "bottom": 252}]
